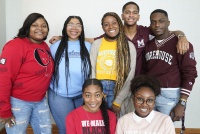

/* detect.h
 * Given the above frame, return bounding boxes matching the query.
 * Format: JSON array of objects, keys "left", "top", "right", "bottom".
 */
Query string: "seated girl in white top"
[{"left": 115, "top": 75, "right": 175, "bottom": 134}]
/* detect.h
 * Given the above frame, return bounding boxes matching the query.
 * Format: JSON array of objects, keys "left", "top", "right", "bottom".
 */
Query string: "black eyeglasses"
[{"left": 134, "top": 96, "right": 155, "bottom": 106}]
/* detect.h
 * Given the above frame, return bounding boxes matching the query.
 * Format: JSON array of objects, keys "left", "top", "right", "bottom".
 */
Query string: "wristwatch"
[
  {"left": 178, "top": 34, "right": 186, "bottom": 38},
  {"left": 179, "top": 99, "right": 187, "bottom": 107}
]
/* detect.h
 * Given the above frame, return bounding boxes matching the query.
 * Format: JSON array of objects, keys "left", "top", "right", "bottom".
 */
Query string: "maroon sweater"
[
  {"left": 0, "top": 38, "right": 54, "bottom": 118},
  {"left": 144, "top": 34, "right": 197, "bottom": 96}
]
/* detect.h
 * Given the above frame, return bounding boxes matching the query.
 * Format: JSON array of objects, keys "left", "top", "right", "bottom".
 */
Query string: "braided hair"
[
  {"left": 82, "top": 79, "right": 110, "bottom": 134},
  {"left": 101, "top": 12, "right": 131, "bottom": 98},
  {"left": 53, "top": 16, "right": 91, "bottom": 93}
]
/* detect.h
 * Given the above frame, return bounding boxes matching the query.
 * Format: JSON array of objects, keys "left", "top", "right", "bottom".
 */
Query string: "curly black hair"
[{"left": 130, "top": 75, "right": 161, "bottom": 96}]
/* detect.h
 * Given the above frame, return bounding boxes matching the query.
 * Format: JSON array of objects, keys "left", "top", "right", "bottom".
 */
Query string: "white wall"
[
  {"left": 0, "top": 0, "right": 6, "bottom": 52},
  {"left": 3, "top": 0, "right": 200, "bottom": 128}
]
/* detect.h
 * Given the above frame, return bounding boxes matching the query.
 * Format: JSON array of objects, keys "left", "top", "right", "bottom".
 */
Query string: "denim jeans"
[
  {"left": 5, "top": 97, "right": 52, "bottom": 134},
  {"left": 48, "top": 88, "right": 83, "bottom": 134},
  {"left": 155, "top": 88, "right": 180, "bottom": 115},
  {"left": 100, "top": 80, "right": 115, "bottom": 108}
]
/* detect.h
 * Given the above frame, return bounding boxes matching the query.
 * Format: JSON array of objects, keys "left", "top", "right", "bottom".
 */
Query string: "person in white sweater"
[{"left": 116, "top": 75, "right": 175, "bottom": 134}]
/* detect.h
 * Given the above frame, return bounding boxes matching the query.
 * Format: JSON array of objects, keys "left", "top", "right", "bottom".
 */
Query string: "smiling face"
[
  {"left": 133, "top": 87, "right": 156, "bottom": 118},
  {"left": 122, "top": 4, "right": 140, "bottom": 26},
  {"left": 66, "top": 18, "right": 82, "bottom": 41},
  {"left": 28, "top": 18, "right": 48, "bottom": 44},
  {"left": 102, "top": 15, "right": 119, "bottom": 40},
  {"left": 82, "top": 85, "right": 104, "bottom": 113}
]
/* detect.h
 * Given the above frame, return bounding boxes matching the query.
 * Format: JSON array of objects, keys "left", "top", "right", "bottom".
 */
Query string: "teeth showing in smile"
[
  {"left": 141, "top": 108, "right": 148, "bottom": 112},
  {"left": 109, "top": 30, "right": 115, "bottom": 33},
  {"left": 89, "top": 104, "right": 96, "bottom": 108},
  {"left": 70, "top": 31, "right": 78, "bottom": 35}
]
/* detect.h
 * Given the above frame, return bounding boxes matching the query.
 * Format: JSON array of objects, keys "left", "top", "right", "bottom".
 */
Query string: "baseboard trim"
[
  {"left": 26, "top": 124, "right": 58, "bottom": 134},
  {"left": 0, "top": 125, "right": 200, "bottom": 134},
  {"left": 175, "top": 128, "right": 200, "bottom": 134}
]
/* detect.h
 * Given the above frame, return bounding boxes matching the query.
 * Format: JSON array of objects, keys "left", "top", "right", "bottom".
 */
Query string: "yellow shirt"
[{"left": 96, "top": 38, "right": 117, "bottom": 80}]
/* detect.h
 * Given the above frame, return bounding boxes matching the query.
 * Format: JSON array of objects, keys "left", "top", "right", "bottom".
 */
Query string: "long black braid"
[
  {"left": 53, "top": 16, "right": 91, "bottom": 94},
  {"left": 82, "top": 79, "right": 110, "bottom": 134},
  {"left": 100, "top": 98, "right": 110, "bottom": 134}
]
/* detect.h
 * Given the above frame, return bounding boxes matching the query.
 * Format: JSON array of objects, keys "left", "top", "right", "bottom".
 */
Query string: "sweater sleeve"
[
  {"left": 163, "top": 116, "right": 176, "bottom": 134},
  {"left": 90, "top": 39, "right": 101, "bottom": 78},
  {"left": 0, "top": 40, "right": 24, "bottom": 118},
  {"left": 179, "top": 43, "right": 197, "bottom": 96},
  {"left": 113, "top": 41, "right": 136, "bottom": 105}
]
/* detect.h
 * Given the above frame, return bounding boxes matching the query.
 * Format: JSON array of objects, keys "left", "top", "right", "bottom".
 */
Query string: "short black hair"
[
  {"left": 122, "top": 1, "right": 140, "bottom": 13},
  {"left": 150, "top": 9, "right": 168, "bottom": 18},
  {"left": 130, "top": 75, "right": 161, "bottom": 96}
]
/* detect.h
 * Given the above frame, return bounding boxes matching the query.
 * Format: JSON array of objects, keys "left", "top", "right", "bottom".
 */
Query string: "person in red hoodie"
[
  {"left": 0, "top": 13, "right": 54, "bottom": 134},
  {"left": 66, "top": 78, "right": 117, "bottom": 134}
]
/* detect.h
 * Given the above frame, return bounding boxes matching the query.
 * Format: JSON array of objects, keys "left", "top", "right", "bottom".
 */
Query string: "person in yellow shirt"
[{"left": 90, "top": 12, "right": 136, "bottom": 117}]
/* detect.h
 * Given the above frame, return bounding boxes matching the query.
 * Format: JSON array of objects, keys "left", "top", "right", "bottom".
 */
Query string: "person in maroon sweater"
[
  {"left": 144, "top": 9, "right": 197, "bottom": 132},
  {"left": 0, "top": 13, "right": 54, "bottom": 134},
  {"left": 66, "top": 79, "right": 116, "bottom": 134}
]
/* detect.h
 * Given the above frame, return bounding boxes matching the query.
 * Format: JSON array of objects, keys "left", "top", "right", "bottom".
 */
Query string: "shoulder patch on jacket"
[{"left": 0, "top": 58, "right": 6, "bottom": 65}]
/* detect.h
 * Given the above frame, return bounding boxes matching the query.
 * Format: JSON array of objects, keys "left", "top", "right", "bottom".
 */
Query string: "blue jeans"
[
  {"left": 100, "top": 80, "right": 115, "bottom": 108},
  {"left": 155, "top": 88, "right": 180, "bottom": 115},
  {"left": 48, "top": 88, "right": 83, "bottom": 134},
  {"left": 5, "top": 97, "right": 51, "bottom": 134}
]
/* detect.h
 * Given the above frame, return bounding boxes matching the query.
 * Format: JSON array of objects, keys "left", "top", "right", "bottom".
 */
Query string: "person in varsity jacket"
[
  {"left": 0, "top": 13, "right": 54, "bottom": 134},
  {"left": 144, "top": 9, "right": 197, "bottom": 131}
]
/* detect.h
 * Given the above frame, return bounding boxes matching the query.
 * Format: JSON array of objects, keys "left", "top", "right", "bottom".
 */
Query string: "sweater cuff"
[
  {"left": 113, "top": 102, "right": 120, "bottom": 107},
  {"left": 0, "top": 109, "right": 13, "bottom": 118},
  {"left": 180, "top": 88, "right": 190, "bottom": 97}
]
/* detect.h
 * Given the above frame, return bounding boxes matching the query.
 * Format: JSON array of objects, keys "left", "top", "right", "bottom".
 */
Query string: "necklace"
[{"left": 155, "top": 34, "right": 175, "bottom": 56}]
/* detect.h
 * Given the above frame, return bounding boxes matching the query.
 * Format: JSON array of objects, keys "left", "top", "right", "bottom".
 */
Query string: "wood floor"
[{"left": 0, "top": 125, "right": 200, "bottom": 134}]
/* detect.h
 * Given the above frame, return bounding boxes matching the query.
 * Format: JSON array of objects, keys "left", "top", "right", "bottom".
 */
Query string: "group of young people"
[{"left": 0, "top": 1, "right": 197, "bottom": 134}]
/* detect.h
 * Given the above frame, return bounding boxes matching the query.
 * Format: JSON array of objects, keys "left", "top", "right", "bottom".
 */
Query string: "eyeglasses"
[
  {"left": 67, "top": 24, "right": 82, "bottom": 29},
  {"left": 134, "top": 96, "right": 155, "bottom": 106}
]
